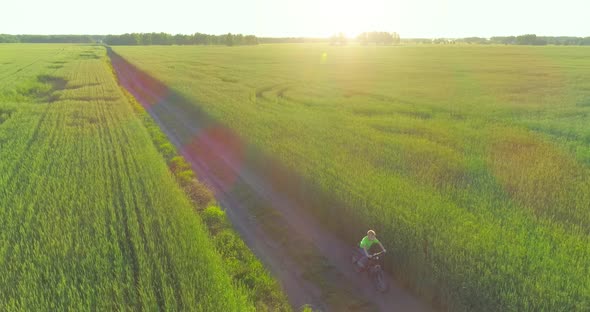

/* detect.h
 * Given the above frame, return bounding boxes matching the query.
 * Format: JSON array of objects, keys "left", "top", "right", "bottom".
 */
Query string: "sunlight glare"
[{"left": 314, "top": 0, "right": 388, "bottom": 38}]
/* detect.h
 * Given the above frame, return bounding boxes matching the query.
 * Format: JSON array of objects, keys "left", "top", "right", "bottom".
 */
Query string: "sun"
[{"left": 311, "top": 0, "right": 387, "bottom": 38}]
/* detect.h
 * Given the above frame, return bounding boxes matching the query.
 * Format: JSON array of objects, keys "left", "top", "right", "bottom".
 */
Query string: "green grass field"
[
  {"left": 114, "top": 44, "right": 590, "bottom": 311},
  {"left": 0, "top": 44, "right": 288, "bottom": 311}
]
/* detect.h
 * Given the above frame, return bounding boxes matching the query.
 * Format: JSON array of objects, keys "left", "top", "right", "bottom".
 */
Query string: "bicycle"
[{"left": 351, "top": 250, "right": 389, "bottom": 293}]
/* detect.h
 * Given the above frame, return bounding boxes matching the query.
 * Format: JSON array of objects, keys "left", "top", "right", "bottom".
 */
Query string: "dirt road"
[{"left": 110, "top": 50, "right": 433, "bottom": 312}]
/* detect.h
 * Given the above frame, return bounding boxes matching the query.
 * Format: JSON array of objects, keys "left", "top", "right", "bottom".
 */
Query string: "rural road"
[{"left": 111, "top": 51, "right": 433, "bottom": 312}]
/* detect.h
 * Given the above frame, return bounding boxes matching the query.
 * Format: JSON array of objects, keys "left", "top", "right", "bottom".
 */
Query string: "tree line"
[
  {"left": 3, "top": 32, "right": 589, "bottom": 46},
  {"left": 0, "top": 34, "right": 99, "bottom": 43},
  {"left": 419, "top": 34, "right": 590, "bottom": 46},
  {"left": 357, "top": 32, "right": 401, "bottom": 45},
  {"left": 103, "top": 32, "right": 258, "bottom": 46},
  {"left": 0, "top": 33, "right": 258, "bottom": 46},
  {"left": 258, "top": 37, "right": 327, "bottom": 44},
  {"left": 490, "top": 34, "right": 590, "bottom": 45},
  {"left": 327, "top": 32, "right": 401, "bottom": 45}
]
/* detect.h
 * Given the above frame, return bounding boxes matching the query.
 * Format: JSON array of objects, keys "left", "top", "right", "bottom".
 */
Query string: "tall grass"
[
  {"left": 0, "top": 44, "right": 258, "bottom": 311},
  {"left": 114, "top": 44, "right": 590, "bottom": 310}
]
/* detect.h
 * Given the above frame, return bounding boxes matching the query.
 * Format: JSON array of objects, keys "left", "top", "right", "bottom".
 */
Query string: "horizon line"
[{"left": 3, "top": 33, "right": 589, "bottom": 39}]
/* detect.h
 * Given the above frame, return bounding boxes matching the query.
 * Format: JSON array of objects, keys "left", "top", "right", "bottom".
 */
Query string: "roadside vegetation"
[
  {"left": 112, "top": 67, "right": 291, "bottom": 311},
  {"left": 113, "top": 44, "right": 590, "bottom": 311}
]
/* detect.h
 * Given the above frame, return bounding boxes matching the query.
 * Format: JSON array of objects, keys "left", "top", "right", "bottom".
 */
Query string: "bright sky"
[{"left": 2, "top": 0, "right": 588, "bottom": 38}]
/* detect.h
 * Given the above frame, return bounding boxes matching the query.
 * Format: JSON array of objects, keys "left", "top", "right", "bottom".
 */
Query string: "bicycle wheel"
[{"left": 373, "top": 269, "right": 389, "bottom": 293}]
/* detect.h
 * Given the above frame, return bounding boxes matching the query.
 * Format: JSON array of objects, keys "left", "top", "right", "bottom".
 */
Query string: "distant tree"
[
  {"left": 392, "top": 32, "right": 401, "bottom": 44},
  {"left": 224, "top": 33, "right": 233, "bottom": 46},
  {"left": 234, "top": 34, "right": 244, "bottom": 45},
  {"left": 192, "top": 33, "right": 208, "bottom": 45},
  {"left": 382, "top": 32, "right": 393, "bottom": 45},
  {"left": 432, "top": 38, "right": 449, "bottom": 44},
  {"left": 515, "top": 34, "right": 546, "bottom": 45},
  {"left": 126, "top": 34, "right": 136, "bottom": 45},
  {"left": 330, "top": 32, "right": 347, "bottom": 45},
  {"left": 244, "top": 35, "right": 258, "bottom": 45},
  {"left": 357, "top": 32, "right": 398, "bottom": 45},
  {"left": 460, "top": 37, "right": 489, "bottom": 44},
  {"left": 516, "top": 34, "right": 535, "bottom": 45},
  {"left": 400, "top": 38, "right": 431, "bottom": 44},
  {"left": 357, "top": 33, "right": 369, "bottom": 45},
  {"left": 490, "top": 36, "right": 516, "bottom": 45},
  {"left": 140, "top": 33, "right": 152, "bottom": 45},
  {"left": 150, "top": 33, "right": 172, "bottom": 45},
  {"left": 174, "top": 34, "right": 192, "bottom": 45},
  {"left": 0, "top": 34, "right": 19, "bottom": 43}
]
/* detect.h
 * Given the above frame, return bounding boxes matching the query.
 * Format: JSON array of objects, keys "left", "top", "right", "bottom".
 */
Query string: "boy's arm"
[{"left": 378, "top": 242, "right": 386, "bottom": 252}]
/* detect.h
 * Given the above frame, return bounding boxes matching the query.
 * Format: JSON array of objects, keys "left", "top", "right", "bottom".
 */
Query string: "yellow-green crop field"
[
  {"left": 113, "top": 44, "right": 590, "bottom": 311},
  {"left": 0, "top": 44, "right": 282, "bottom": 311}
]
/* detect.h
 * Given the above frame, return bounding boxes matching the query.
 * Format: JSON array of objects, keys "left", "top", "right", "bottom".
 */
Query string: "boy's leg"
[{"left": 355, "top": 248, "right": 367, "bottom": 272}]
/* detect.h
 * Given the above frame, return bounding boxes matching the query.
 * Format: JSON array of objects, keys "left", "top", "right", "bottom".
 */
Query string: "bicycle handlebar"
[{"left": 370, "top": 251, "right": 386, "bottom": 258}]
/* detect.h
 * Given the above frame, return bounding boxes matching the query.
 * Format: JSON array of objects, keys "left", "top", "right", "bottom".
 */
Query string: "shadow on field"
[
  {"left": 68, "top": 96, "right": 120, "bottom": 102},
  {"left": 67, "top": 109, "right": 99, "bottom": 127},
  {"left": 577, "top": 97, "right": 590, "bottom": 107},
  {"left": 0, "top": 108, "right": 15, "bottom": 125},
  {"left": 108, "top": 47, "right": 432, "bottom": 312},
  {"left": 66, "top": 82, "right": 101, "bottom": 90},
  {"left": 38, "top": 75, "right": 67, "bottom": 90},
  {"left": 18, "top": 75, "right": 68, "bottom": 103},
  {"left": 79, "top": 52, "right": 100, "bottom": 59}
]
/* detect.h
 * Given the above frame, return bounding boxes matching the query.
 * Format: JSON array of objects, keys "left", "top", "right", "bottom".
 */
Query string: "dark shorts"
[{"left": 356, "top": 247, "right": 369, "bottom": 267}]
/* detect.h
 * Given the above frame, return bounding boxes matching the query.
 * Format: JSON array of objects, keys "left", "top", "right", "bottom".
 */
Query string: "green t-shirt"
[{"left": 359, "top": 236, "right": 380, "bottom": 250}]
